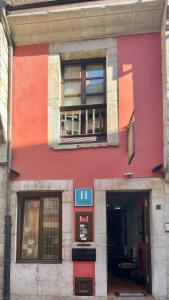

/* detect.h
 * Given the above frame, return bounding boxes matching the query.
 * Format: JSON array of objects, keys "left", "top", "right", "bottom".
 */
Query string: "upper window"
[
  {"left": 17, "top": 193, "right": 62, "bottom": 263},
  {"left": 60, "top": 59, "right": 106, "bottom": 144}
]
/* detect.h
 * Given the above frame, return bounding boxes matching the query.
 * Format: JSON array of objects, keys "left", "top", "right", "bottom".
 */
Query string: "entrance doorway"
[{"left": 106, "top": 192, "right": 151, "bottom": 295}]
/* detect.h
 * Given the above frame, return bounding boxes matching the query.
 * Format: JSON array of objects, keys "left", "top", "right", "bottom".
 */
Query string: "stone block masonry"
[
  {"left": 0, "top": 166, "right": 8, "bottom": 300},
  {"left": 0, "top": 16, "right": 9, "bottom": 300}
]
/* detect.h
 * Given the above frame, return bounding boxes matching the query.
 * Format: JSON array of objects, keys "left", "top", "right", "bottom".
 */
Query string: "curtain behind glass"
[
  {"left": 43, "top": 197, "right": 60, "bottom": 259},
  {"left": 22, "top": 200, "right": 40, "bottom": 259}
]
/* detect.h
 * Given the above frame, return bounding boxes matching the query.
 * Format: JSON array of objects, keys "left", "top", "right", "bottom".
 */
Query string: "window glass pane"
[
  {"left": 86, "top": 79, "right": 104, "bottom": 94},
  {"left": 86, "top": 95, "right": 104, "bottom": 105},
  {"left": 64, "top": 82, "right": 81, "bottom": 96},
  {"left": 22, "top": 200, "right": 39, "bottom": 259},
  {"left": 86, "top": 64, "right": 104, "bottom": 78},
  {"left": 64, "top": 96, "right": 81, "bottom": 106},
  {"left": 64, "top": 65, "right": 81, "bottom": 79},
  {"left": 43, "top": 197, "right": 60, "bottom": 259}
]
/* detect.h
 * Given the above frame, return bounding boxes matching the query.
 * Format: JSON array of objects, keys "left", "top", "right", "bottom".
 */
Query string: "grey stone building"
[{"left": 0, "top": 1, "right": 11, "bottom": 300}]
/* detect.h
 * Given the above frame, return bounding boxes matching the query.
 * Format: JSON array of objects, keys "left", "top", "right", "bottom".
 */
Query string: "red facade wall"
[
  {"left": 12, "top": 33, "right": 163, "bottom": 295},
  {"left": 12, "top": 33, "right": 163, "bottom": 186}
]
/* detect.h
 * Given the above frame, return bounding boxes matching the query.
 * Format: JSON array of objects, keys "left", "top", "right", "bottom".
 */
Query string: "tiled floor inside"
[
  {"left": 107, "top": 275, "right": 154, "bottom": 300},
  {"left": 107, "top": 296, "right": 154, "bottom": 300},
  {"left": 108, "top": 272, "right": 146, "bottom": 295}
]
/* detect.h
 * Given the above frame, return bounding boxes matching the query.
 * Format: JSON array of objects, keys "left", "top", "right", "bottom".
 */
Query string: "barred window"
[
  {"left": 60, "top": 59, "right": 107, "bottom": 144},
  {"left": 17, "top": 193, "right": 62, "bottom": 262}
]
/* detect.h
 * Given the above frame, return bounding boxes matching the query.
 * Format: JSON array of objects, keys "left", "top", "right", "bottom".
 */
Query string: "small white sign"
[{"left": 75, "top": 188, "right": 93, "bottom": 206}]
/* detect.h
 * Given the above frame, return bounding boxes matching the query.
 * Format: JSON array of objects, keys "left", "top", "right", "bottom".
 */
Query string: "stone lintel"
[
  {"left": 11, "top": 179, "right": 73, "bottom": 192},
  {"left": 94, "top": 178, "right": 164, "bottom": 191}
]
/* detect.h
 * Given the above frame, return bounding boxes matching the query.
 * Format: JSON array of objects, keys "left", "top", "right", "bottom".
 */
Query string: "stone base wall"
[
  {"left": 0, "top": 166, "right": 8, "bottom": 300},
  {"left": 9, "top": 178, "right": 169, "bottom": 300},
  {"left": 10, "top": 180, "right": 73, "bottom": 298},
  {"left": 11, "top": 296, "right": 105, "bottom": 300},
  {"left": 10, "top": 295, "right": 156, "bottom": 300}
]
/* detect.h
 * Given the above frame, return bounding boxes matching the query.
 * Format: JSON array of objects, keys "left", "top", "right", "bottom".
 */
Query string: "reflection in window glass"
[
  {"left": 43, "top": 198, "right": 60, "bottom": 259},
  {"left": 22, "top": 200, "right": 39, "bottom": 259},
  {"left": 86, "top": 64, "right": 104, "bottom": 78},
  {"left": 86, "top": 79, "right": 104, "bottom": 94}
]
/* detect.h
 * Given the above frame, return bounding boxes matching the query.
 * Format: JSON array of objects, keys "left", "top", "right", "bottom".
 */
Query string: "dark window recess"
[
  {"left": 17, "top": 193, "right": 62, "bottom": 263},
  {"left": 75, "top": 277, "right": 93, "bottom": 296},
  {"left": 60, "top": 59, "right": 106, "bottom": 144}
]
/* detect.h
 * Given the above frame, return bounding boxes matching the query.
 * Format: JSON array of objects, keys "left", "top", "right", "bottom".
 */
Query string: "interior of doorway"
[{"left": 106, "top": 191, "right": 151, "bottom": 295}]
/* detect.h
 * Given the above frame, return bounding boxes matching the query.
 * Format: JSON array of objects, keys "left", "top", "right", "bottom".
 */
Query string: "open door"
[{"left": 107, "top": 192, "right": 151, "bottom": 296}]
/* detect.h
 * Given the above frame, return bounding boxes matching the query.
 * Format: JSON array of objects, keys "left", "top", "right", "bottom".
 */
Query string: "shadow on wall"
[
  {"left": 11, "top": 127, "right": 163, "bottom": 186},
  {"left": 11, "top": 34, "right": 163, "bottom": 184}
]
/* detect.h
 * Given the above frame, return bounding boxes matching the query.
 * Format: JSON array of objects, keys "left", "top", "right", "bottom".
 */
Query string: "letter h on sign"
[{"left": 75, "top": 188, "right": 93, "bottom": 206}]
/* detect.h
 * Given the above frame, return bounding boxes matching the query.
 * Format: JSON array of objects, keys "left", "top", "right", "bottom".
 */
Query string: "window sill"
[{"left": 50, "top": 141, "right": 119, "bottom": 150}]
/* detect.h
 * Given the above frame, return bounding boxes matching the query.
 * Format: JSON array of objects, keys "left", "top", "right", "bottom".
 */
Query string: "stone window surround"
[
  {"left": 48, "top": 38, "right": 119, "bottom": 150},
  {"left": 10, "top": 180, "right": 74, "bottom": 297},
  {"left": 94, "top": 178, "right": 168, "bottom": 299},
  {"left": 0, "top": 23, "right": 9, "bottom": 163}
]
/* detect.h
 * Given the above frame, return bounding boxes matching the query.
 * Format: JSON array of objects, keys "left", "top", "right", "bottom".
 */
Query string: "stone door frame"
[{"left": 94, "top": 178, "right": 167, "bottom": 299}]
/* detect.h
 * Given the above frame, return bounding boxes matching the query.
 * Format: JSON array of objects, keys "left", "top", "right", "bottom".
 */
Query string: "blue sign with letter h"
[{"left": 75, "top": 188, "right": 93, "bottom": 206}]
